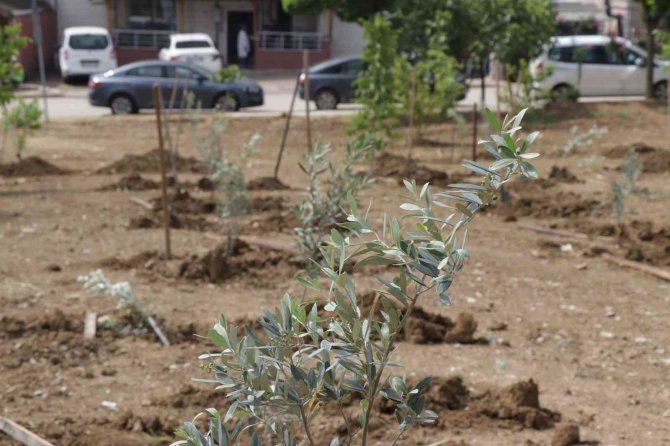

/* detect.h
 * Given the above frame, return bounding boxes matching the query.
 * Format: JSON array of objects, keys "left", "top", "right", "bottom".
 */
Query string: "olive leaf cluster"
[{"left": 173, "top": 109, "right": 541, "bottom": 446}]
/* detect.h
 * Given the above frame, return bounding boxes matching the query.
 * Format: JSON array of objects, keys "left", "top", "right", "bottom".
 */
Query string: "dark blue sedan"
[{"left": 88, "top": 60, "right": 263, "bottom": 114}]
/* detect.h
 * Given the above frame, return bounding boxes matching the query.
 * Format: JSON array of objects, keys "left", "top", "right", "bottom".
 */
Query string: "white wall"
[
  {"left": 52, "top": 0, "right": 107, "bottom": 41},
  {"left": 330, "top": 16, "right": 365, "bottom": 58}
]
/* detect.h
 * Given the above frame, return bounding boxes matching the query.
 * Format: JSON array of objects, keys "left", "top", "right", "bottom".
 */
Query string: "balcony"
[
  {"left": 111, "top": 29, "right": 173, "bottom": 49},
  {"left": 256, "top": 31, "right": 328, "bottom": 52}
]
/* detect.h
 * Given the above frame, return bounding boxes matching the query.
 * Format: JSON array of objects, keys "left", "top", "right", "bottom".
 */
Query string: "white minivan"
[
  {"left": 59, "top": 27, "right": 117, "bottom": 81},
  {"left": 531, "top": 35, "right": 669, "bottom": 99}
]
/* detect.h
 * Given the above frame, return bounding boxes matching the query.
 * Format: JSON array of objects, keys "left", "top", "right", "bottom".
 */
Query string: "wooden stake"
[
  {"left": 129, "top": 196, "right": 152, "bottom": 210},
  {"left": 84, "top": 311, "right": 97, "bottom": 339},
  {"left": 601, "top": 253, "right": 670, "bottom": 282},
  {"left": 407, "top": 67, "right": 417, "bottom": 160},
  {"left": 0, "top": 417, "right": 54, "bottom": 446},
  {"left": 164, "top": 74, "right": 181, "bottom": 186},
  {"left": 517, "top": 223, "right": 589, "bottom": 239},
  {"left": 152, "top": 84, "right": 172, "bottom": 260},
  {"left": 471, "top": 103, "right": 478, "bottom": 162},
  {"left": 274, "top": 76, "right": 300, "bottom": 179},
  {"left": 145, "top": 315, "right": 171, "bottom": 346},
  {"left": 303, "top": 49, "right": 312, "bottom": 151},
  {"left": 495, "top": 59, "right": 501, "bottom": 120},
  {"left": 239, "top": 235, "right": 301, "bottom": 256}
]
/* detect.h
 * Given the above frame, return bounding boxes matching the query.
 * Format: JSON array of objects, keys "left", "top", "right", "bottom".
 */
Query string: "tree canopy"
[{"left": 281, "top": 0, "right": 394, "bottom": 22}]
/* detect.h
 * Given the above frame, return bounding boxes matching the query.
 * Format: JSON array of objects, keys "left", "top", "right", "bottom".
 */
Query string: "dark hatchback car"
[
  {"left": 299, "top": 56, "right": 366, "bottom": 110},
  {"left": 300, "top": 56, "right": 469, "bottom": 110},
  {"left": 89, "top": 60, "right": 263, "bottom": 114}
]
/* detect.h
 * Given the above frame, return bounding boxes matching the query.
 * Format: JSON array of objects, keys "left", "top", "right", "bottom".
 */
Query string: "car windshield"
[
  {"left": 176, "top": 40, "right": 212, "bottom": 49},
  {"left": 69, "top": 34, "right": 109, "bottom": 50},
  {"left": 309, "top": 59, "right": 356, "bottom": 74}
]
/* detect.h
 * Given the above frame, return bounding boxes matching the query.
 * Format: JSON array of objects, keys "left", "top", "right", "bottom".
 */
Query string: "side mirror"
[
  {"left": 197, "top": 75, "right": 207, "bottom": 84},
  {"left": 635, "top": 58, "right": 645, "bottom": 67}
]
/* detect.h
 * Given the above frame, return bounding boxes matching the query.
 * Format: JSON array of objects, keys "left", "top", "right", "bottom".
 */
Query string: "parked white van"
[
  {"left": 59, "top": 27, "right": 117, "bottom": 81},
  {"left": 530, "top": 35, "right": 669, "bottom": 100}
]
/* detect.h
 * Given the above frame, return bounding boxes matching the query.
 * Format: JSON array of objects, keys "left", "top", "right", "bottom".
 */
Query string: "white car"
[
  {"left": 158, "top": 33, "right": 223, "bottom": 74},
  {"left": 59, "top": 26, "right": 117, "bottom": 81},
  {"left": 530, "top": 35, "right": 669, "bottom": 99}
]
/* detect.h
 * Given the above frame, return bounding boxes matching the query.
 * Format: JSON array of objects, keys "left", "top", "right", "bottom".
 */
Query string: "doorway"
[{"left": 227, "top": 11, "right": 254, "bottom": 67}]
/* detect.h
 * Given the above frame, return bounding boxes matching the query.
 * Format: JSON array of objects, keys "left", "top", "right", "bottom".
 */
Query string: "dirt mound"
[
  {"left": 98, "top": 172, "right": 159, "bottom": 191},
  {"left": 372, "top": 152, "right": 457, "bottom": 187},
  {"left": 196, "top": 176, "right": 215, "bottom": 191},
  {"left": 605, "top": 143, "right": 670, "bottom": 173},
  {"left": 0, "top": 310, "right": 81, "bottom": 338},
  {"left": 152, "top": 190, "right": 216, "bottom": 214},
  {"left": 247, "top": 176, "right": 290, "bottom": 191},
  {"left": 128, "top": 212, "right": 213, "bottom": 231},
  {"left": 97, "top": 149, "right": 206, "bottom": 174},
  {"left": 468, "top": 379, "right": 560, "bottom": 430},
  {"left": 251, "top": 196, "right": 285, "bottom": 213},
  {"left": 570, "top": 219, "right": 670, "bottom": 267},
  {"left": 179, "top": 238, "right": 299, "bottom": 284},
  {"left": 549, "top": 166, "right": 579, "bottom": 183},
  {"left": 0, "top": 156, "right": 71, "bottom": 177},
  {"left": 353, "top": 293, "right": 485, "bottom": 345},
  {"left": 488, "top": 179, "right": 600, "bottom": 220}
]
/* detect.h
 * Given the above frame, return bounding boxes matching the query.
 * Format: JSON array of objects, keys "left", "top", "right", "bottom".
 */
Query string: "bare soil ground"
[{"left": 1, "top": 102, "right": 670, "bottom": 446}]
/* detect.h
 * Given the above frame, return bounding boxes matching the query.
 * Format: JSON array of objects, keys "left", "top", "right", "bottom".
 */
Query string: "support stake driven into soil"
[{"left": 152, "top": 84, "right": 172, "bottom": 260}]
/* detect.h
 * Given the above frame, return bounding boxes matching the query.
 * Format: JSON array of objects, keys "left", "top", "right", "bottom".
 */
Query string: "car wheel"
[
  {"left": 214, "top": 93, "right": 239, "bottom": 111},
  {"left": 315, "top": 89, "right": 338, "bottom": 110},
  {"left": 550, "top": 84, "right": 577, "bottom": 104},
  {"left": 653, "top": 81, "right": 667, "bottom": 100},
  {"left": 110, "top": 94, "right": 136, "bottom": 115}
]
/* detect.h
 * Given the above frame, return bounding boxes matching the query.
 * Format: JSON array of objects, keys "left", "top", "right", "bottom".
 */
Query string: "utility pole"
[{"left": 31, "top": 0, "right": 49, "bottom": 122}]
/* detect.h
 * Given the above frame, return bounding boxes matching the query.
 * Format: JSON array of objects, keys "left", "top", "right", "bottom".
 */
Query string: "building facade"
[{"left": 48, "top": 0, "right": 362, "bottom": 70}]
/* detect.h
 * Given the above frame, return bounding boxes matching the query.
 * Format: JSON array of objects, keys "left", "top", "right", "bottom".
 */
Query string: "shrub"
[
  {"left": 3, "top": 98, "right": 41, "bottom": 159},
  {"left": 612, "top": 147, "right": 643, "bottom": 223},
  {"left": 171, "top": 109, "right": 541, "bottom": 446},
  {"left": 214, "top": 65, "right": 243, "bottom": 83}
]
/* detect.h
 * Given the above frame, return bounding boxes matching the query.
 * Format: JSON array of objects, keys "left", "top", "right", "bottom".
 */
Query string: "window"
[
  {"left": 125, "top": 0, "right": 176, "bottom": 30},
  {"left": 623, "top": 49, "right": 643, "bottom": 65},
  {"left": 165, "top": 66, "right": 204, "bottom": 80},
  {"left": 341, "top": 59, "right": 366, "bottom": 75},
  {"left": 175, "top": 41, "right": 212, "bottom": 49},
  {"left": 69, "top": 34, "right": 109, "bottom": 50},
  {"left": 548, "top": 46, "right": 575, "bottom": 63},
  {"left": 581, "top": 46, "right": 609, "bottom": 64},
  {"left": 127, "top": 65, "right": 164, "bottom": 77}
]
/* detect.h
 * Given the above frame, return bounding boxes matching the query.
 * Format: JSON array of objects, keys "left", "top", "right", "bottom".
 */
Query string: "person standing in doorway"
[{"left": 237, "top": 24, "right": 250, "bottom": 68}]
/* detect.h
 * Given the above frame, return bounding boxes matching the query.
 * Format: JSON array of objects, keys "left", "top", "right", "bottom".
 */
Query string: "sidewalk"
[{"left": 14, "top": 83, "right": 64, "bottom": 99}]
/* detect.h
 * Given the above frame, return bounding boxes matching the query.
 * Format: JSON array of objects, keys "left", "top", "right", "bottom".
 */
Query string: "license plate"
[
  {"left": 81, "top": 60, "right": 99, "bottom": 67},
  {"left": 186, "top": 56, "right": 203, "bottom": 63}
]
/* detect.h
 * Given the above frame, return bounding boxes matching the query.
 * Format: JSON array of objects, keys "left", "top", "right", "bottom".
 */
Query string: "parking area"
[{"left": 16, "top": 74, "right": 650, "bottom": 121}]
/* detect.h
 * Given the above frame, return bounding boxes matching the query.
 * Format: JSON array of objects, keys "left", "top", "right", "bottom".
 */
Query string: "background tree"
[
  {"left": 635, "top": 0, "right": 670, "bottom": 99},
  {"left": 350, "top": 15, "right": 399, "bottom": 150},
  {"left": 0, "top": 24, "right": 30, "bottom": 160},
  {"left": 281, "top": 0, "right": 393, "bottom": 22}
]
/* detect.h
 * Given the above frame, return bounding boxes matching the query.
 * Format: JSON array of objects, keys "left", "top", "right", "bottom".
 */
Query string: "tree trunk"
[{"left": 645, "top": 24, "right": 655, "bottom": 99}]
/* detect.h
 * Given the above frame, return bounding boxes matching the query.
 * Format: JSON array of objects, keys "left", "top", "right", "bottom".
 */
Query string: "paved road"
[{"left": 21, "top": 77, "right": 647, "bottom": 121}]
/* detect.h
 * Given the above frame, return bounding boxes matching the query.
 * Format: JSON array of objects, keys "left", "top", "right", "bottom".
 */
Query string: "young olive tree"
[
  {"left": 173, "top": 109, "right": 541, "bottom": 446},
  {"left": 295, "top": 135, "right": 375, "bottom": 271},
  {"left": 4, "top": 98, "right": 41, "bottom": 159}
]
